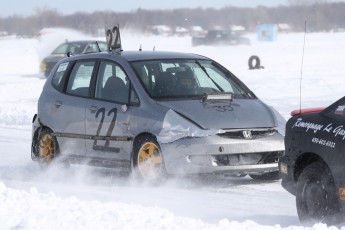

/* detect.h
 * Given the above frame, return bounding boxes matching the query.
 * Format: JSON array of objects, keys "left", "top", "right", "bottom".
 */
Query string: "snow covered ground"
[{"left": 0, "top": 29, "right": 345, "bottom": 229}]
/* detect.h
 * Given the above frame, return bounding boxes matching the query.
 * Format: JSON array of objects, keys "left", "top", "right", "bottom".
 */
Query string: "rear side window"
[
  {"left": 327, "top": 102, "right": 345, "bottom": 120},
  {"left": 52, "top": 62, "right": 69, "bottom": 91},
  {"left": 323, "top": 97, "right": 345, "bottom": 121},
  {"left": 66, "top": 61, "right": 96, "bottom": 97}
]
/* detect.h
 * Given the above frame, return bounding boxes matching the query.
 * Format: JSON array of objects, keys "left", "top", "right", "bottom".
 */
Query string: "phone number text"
[{"left": 311, "top": 137, "right": 336, "bottom": 148}]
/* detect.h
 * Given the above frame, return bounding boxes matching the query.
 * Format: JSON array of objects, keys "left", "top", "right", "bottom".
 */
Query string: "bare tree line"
[{"left": 1, "top": 2, "right": 345, "bottom": 37}]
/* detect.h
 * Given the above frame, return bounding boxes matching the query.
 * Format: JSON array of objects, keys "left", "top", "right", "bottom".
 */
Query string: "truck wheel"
[
  {"left": 249, "top": 171, "right": 281, "bottom": 181},
  {"left": 296, "top": 162, "right": 340, "bottom": 225},
  {"left": 37, "top": 129, "right": 59, "bottom": 168},
  {"left": 132, "top": 135, "right": 166, "bottom": 182}
]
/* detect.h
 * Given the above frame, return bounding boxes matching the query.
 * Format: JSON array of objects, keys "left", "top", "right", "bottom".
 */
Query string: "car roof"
[
  {"left": 65, "top": 40, "right": 106, "bottom": 44},
  {"left": 61, "top": 50, "right": 210, "bottom": 63},
  {"left": 59, "top": 40, "right": 106, "bottom": 47},
  {"left": 107, "top": 51, "right": 209, "bottom": 62}
]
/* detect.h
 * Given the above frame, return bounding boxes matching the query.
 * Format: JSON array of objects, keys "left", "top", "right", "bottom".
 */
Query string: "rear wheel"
[
  {"left": 296, "top": 162, "right": 340, "bottom": 225},
  {"left": 249, "top": 171, "right": 281, "bottom": 181},
  {"left": 132, "top": 136, "right": 166, "bottom": 182},
  {"left": 37, "top": 129, "right": 59, "bottom": 168}
]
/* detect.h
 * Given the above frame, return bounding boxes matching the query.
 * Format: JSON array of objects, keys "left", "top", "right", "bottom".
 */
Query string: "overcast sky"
[{"left": 2, "top": 0, "right": 290, "bottom": 17}]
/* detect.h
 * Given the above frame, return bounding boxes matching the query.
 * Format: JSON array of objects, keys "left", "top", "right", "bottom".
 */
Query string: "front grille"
[
  {"left": 214, "top": 151, "right": 283, "bottom": 166},
  {"left": 217, "top": 129, "right": 276, "bottom": 139},
  {"left": 260, "top": 151, "right": 284, "bottom": 164}
]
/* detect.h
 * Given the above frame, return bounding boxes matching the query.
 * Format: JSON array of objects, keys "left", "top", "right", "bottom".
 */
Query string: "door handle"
[
  {"left": 89, "top": 106, "right": 99, "bottom": 113},
  {"left": 54, "top": 101, "right": 62, "bottom": 108}
]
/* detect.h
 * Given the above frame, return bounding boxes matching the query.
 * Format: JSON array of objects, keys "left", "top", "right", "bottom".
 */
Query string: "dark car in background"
[
  {"left": 40, "top": 40, "right": 107, "bottom": 77},
  {"left": 192, "top": 30, "right": 250, "bottom": 47},
  {"left": 280, "top": 97, "right": 345, "bottom": 225}
]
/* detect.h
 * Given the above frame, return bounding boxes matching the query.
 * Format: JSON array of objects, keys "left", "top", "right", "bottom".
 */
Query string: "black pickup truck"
[
  {"left": 280, "top": 96, "right": 345, "bottom": 225},
  {"left": 192, "top": 30, "right": 250, "bottom": 46}
]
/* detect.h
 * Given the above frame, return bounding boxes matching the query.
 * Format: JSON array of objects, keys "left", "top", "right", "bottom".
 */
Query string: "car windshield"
[
  {"left": 51, "top": 42, "right": 87, "bottom": 54},
  {"left": 131, "top": 59, "right": 251, "bottom": 99}
]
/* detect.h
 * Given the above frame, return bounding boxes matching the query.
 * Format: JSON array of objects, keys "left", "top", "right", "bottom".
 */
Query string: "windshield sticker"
[{"left": 57, "top": 62, "right": 69, "bottom": 72}]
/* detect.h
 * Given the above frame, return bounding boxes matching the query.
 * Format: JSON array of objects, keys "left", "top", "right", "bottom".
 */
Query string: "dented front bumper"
[{"left": 160, "top": 132, "right": 284, "bottom": 175}]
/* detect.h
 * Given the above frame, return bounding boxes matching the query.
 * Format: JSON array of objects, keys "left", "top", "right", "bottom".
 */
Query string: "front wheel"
[
  {"left": 296, "top": 162, "right": 340, "bottom": 225},
  {"left": 132, "top": 136, "right": 166, "bottom": 182}
]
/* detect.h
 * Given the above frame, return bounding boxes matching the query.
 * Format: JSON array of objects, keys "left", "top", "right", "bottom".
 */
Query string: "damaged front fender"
[{"left": 157, "top": 109, "right": 223, "bottom": 143}]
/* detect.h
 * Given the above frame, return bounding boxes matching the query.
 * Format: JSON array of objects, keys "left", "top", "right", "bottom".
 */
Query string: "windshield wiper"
[{"left": 195, "top": 61, "right": 224, "bottom": 92}]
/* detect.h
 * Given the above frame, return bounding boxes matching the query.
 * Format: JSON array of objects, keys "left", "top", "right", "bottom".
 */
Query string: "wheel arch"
[{"left": 293, "top": 152, "right": 328, "bottom": 182}]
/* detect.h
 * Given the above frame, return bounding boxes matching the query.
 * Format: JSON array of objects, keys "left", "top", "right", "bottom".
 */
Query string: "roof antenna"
[
  {"left": 139, "top": 44, "right": 142, "bottom": 51},
  {"left": 299, "top": 20, "right": 307, "bottom": 114},
  {"left": 153, "top": 46, "right": 155, "bottom": 51}
]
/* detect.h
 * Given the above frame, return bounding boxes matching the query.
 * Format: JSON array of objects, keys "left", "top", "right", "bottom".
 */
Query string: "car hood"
[
  {"left": 157, "top": 99, "right": 277, "bottom": 130},
  {"left": 43, "top": 54, "right": 65, "bottom": 62}
]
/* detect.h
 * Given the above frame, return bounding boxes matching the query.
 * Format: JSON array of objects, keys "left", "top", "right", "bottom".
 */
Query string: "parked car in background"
[
  {"left": 192, "top": 30, "right": 250, "bottom": 46},
  {"left": 40, "top": 40, "right": 107, "bottom": 77},
  {"left": 32, "top": 27, "right": 285, "bottom": 182},
  {"left": 280, "top": 97, "right": 345, "bottom": 225}
]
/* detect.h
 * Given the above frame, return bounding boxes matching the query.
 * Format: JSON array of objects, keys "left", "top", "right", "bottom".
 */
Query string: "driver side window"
[{"left": 95, "top": 61, "right": 130, "bottom": 104}]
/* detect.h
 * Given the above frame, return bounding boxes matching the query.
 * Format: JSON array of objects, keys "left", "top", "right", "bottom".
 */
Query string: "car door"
[
  {"left": 85, "top": 60, "right": 134, "bottom": 162},
  {"left": 45, "top": 60, "right": 97, "bottom": 157},
  {"left": 321, "top": 100, "right": 345, "bottom": 152}
]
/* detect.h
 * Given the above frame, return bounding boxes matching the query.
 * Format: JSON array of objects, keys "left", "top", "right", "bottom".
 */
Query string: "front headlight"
[
  {"left": 271, "top": 107, "right": 286, "bottom": 136},
  {"left": 40, "top": 60, "right": 46, "bottom": 72},
  {"left": 279, "top": 162, "right": 288, "bottom": 175}
]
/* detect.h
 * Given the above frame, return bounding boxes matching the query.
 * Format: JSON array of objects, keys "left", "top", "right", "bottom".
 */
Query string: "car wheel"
[
  {"left": 37, "top": 129, "right": 59, "bottom": 168},
  {"left": 132, "top": 136, "right": 166, "bottom": 181},
  {"left": 296, "top": 162, "right": 340, "bottom": 225},
  {"left": 249, "top": 171, "right": 281, "bottom": 181}
]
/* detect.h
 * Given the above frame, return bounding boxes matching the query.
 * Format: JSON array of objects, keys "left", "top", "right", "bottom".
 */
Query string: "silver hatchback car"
[{"left": 32, "top": 37, "right": 285, "bottom": 181}]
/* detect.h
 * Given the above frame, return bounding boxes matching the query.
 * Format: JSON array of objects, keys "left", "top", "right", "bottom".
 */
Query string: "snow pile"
[{"left": 0, "top": 182, "right": 337, "bottom": 230}]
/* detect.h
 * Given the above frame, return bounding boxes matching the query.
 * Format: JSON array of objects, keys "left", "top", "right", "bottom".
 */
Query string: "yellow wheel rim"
[
  {"left": 38, "top": 133, "right": 55, "bottom": 162},
  {"left": 137, "top": 142, "right": 163, "bottom": 179}
]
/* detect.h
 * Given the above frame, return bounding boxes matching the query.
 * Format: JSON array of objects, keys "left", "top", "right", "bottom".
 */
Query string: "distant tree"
[
  {"left": 288, "top": 0, "right": 329, "bottom": 5},
  {"left": 1, "top": 2, "right": 345, "bottom": 37}
]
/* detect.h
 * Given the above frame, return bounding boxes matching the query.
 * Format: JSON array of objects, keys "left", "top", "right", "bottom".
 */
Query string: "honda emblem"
[{"left": 242, "top": 131, "right": 252, "bottom": 139}]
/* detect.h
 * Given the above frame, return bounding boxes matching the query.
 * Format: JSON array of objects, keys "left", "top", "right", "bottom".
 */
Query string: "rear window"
[{"left": 326, "top": 102, "right": 345, "bottom": 120}]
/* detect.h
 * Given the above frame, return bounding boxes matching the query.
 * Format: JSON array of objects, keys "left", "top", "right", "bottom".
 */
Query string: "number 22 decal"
[{"left": 93, "top": 108, "right": 120, "bottom": 152}]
